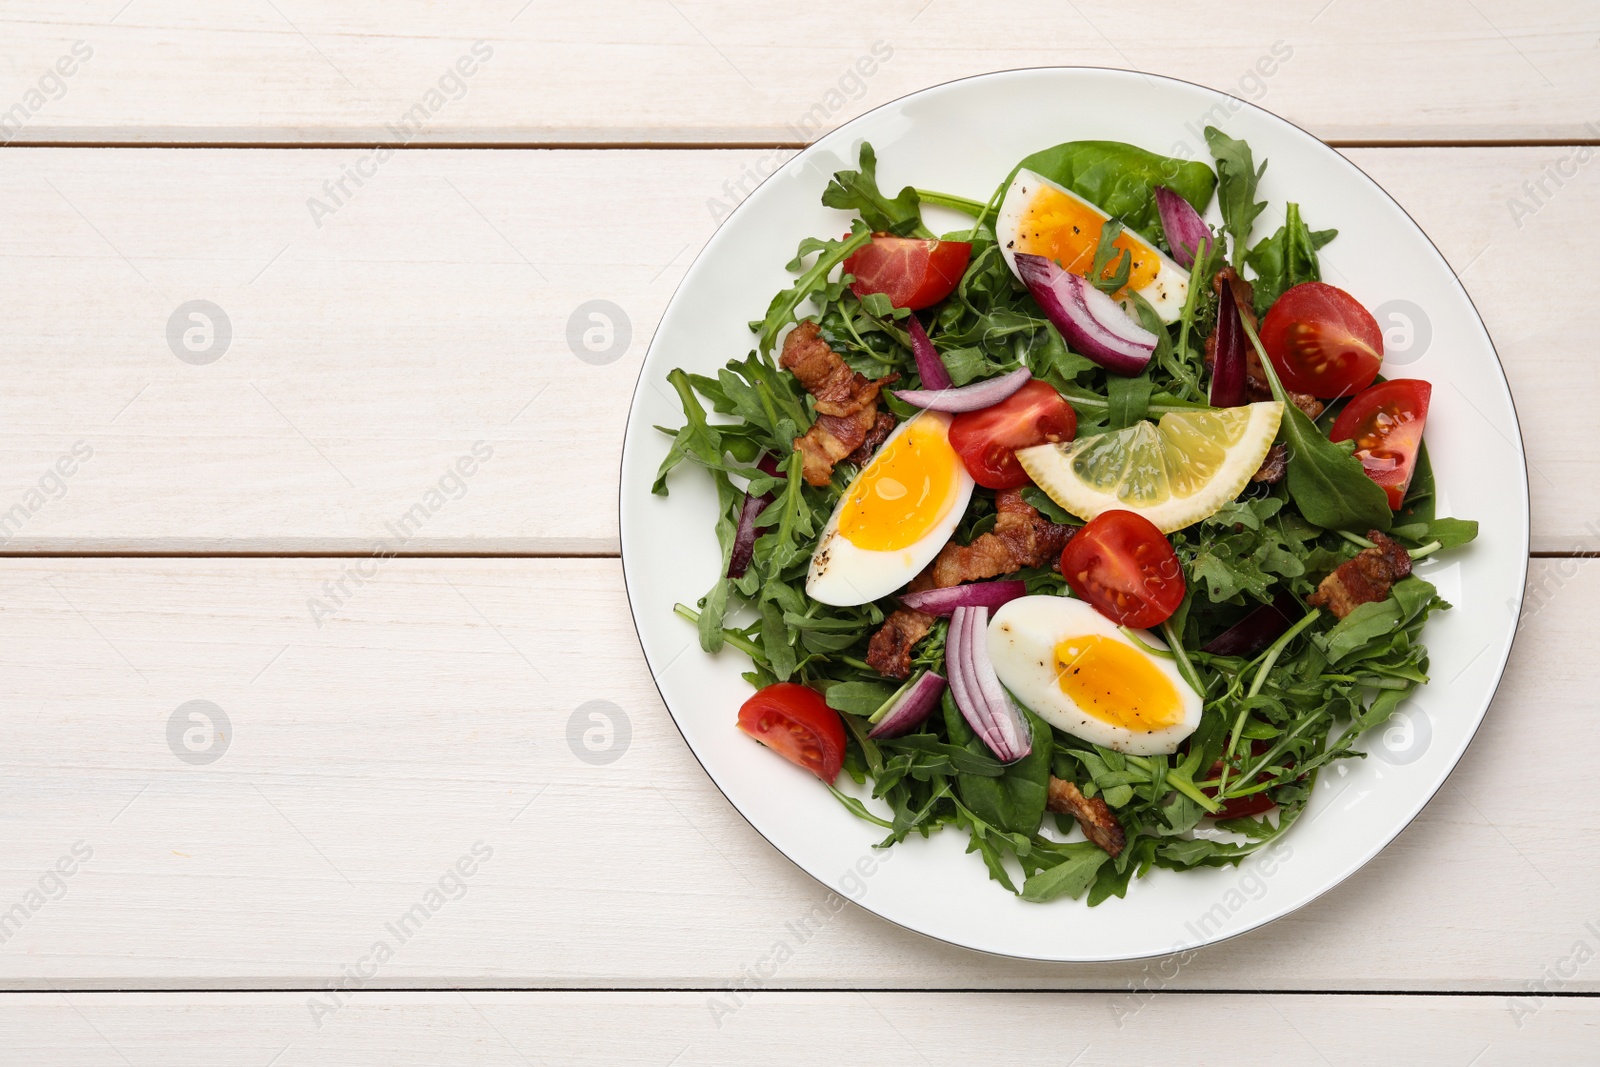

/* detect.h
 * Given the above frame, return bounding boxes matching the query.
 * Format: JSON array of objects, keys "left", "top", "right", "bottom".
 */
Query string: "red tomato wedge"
[
  {"left": 1259, "top": 282, "right": 1384, "bottom": 399},
  {"left": 1329, "top": 378, "right": 1432, "bottom": 510},
  {"left": 1059, "top": 511, "right": 1185, "bottom": 629},
  {"left": 947, "top": 380, "right": 1077, "bottom": 489},
  {"left": 737, "top": 683, "right": 847, "bottom": 784},
  {"left": 844, "top": 235, "right": 972, "bottom": 310}
]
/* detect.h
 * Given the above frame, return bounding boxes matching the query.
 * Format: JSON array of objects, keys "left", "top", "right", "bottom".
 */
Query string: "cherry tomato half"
[
  {"left": 1258, "top": 281, "right": 1384, "bottom": 399},
  {"left": 736, "top": 683, "right": 847, "bottom": 784},
  {"left": 1329, "top": 378, "right": 1432, "bottom": 511},
  {"left": 947, "top": 380, "right": 1077, "bottom": 489},
  {"left": 844, "top": 235, "right": 972, "bottom": 310},
  {"left": 1059, "top": 510, "right": 1185, "bottom": 629}
]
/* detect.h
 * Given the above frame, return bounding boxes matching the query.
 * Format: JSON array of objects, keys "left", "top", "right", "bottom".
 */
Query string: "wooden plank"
[
  {"left": 0, "top": 2, "right": 1594, "bottom": 144},
  {"left": 0, "top": 556, "right": 1587, "bottom": 989},
  {"left": 2, "top": 991, "right": 1596, "bottom": 1065},
  {"left": 0, "top": 146, "right": 1586, "bottom": 553}
]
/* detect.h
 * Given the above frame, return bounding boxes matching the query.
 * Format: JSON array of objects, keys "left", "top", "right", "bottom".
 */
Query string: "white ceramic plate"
[{"left": 619, "top": 68, "right": 1529, "bottom": 962}]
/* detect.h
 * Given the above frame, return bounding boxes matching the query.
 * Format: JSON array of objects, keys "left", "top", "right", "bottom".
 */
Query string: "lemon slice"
[{"left": 1017, "top": 401, "right": 1284, "bottom": 533}]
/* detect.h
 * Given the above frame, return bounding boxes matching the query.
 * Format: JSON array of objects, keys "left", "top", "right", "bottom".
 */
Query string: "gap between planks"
[
  {"left": 3, "top": 138, "right": 1598, "bottom": 151},
  {"left": 0, "top": 986, "right": 1595, "bottom": 997}
]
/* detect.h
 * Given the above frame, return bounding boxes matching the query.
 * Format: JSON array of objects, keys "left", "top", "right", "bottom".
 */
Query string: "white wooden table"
[{"left": 1, "top": 3, "right": 1596, "bottom": 1062}]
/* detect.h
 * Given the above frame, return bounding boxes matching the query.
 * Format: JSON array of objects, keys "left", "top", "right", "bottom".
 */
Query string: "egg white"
[
  {"left": 997, "top": 168, "right": 1190, "bottom": 324},
  {"left": 805, "top": 411, "right": 975, "bottom": 608},
  {"left": 987, "top": 595, "right": 1202, "bottom": 755}
]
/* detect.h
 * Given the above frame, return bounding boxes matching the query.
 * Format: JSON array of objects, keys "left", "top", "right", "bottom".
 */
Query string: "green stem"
[
  {"left": 1167, "top": 771, "right": 1222, "bottom": 814},
  {"left": 1248, "top": 609, "right": 1321, "bottom": 699},
  {"left": 913, "top": 188, "right": 987, "bottom": 217},
  {"left": 1121, "top": 626, "right": 1175, "bottom": 659},
  {"left": 1160, "top": 619, "right": 1205, "bottom": 696},
  {"left": 1337, "top": 529, "right": 1376, "bottom": 550},
  {"left": 1174, "top": 236, "right": 1211, "bottom": 370},
  {"left": 1408, "top": 540, "right": 1443, "bottom": 561},
  {"left": 673, "top": 603, "right": 763, "bottom": 659}
]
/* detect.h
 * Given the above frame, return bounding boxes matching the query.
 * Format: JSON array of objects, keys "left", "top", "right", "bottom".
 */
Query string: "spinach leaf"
[
  {"left": 824, "top": 680, "right": 896, "bottom": 717},
  {"left": 1242, "top": 320, "right": 1393, "bottom": 532},
  {"left": 1010, "top": 141, "right": 1216, "bottom": 237},
  {"left": 1391, "top": 517, "right": 1479, "bottom": 550},
  {"left": 822, "top": 141, "right": 931, "bottom": 238},
  {"left": 1204, "top": 127, "right": 1268, "bottom": 267},
  {"left": 944, "top": 693, "right": 1052, "bottom": 835},
  {"left": 1245, "top": 202, "right": 1337, "bottom": 315},
  {"left": 1397, "top": 442, "right": 1436, "bottom": 523}
]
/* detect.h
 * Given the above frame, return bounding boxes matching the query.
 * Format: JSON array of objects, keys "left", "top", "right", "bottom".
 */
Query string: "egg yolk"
[
  {"left": 837, "top": 417, "right": 959, "bottom": 551},
  {"left": 1014, "top": 184, "right": 1162, "bottom": 298},
  {"left": 1054, "top": 634, "right": 1184, "bottom": 732}
]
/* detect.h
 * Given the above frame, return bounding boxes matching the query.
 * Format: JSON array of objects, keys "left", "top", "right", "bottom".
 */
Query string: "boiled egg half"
[
  {"left": 806, "top": 411, "right": 974, "bottom": 607},
  {"left": 988, "top": 595, "right": 1202, "bottom": 755},
  {"left": 997, "top": 168, "right": 1190, "bottom": 323}
]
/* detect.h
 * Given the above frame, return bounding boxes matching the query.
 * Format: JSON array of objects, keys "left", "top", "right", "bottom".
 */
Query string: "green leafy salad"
[{"left": 654, "top": 129, "right": 1477, "bottom": 905}]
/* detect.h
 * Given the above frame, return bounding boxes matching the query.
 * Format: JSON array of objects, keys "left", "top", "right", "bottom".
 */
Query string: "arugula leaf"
[
  {"left": 1241, "top": 320, "right": 1393, "bottom": 532},
  {"left": 822, "top": 142, "right": 931, "bottom": 237},
  {"left": 755, "top": 227, "right": 873, "bottom": 356},
  {"left": 1316, "top": 577, "right": 1439, "bottom": 664},
  {"left": 1204, "top": 127, "right": 1268, "bottom": 267},
  {"left": 1105, "top": 369, "right": 1154, "bottom": 430},
  {"left": 1009, "top": 141, "right": 1216, "bottom": 237},
  {"left": 1245, "top": 202, "right": 1337, "bottom": 316},
  {"left": 1088, "top": 220, "right": 1134, "bottom": 295},
  {"left": 1020, "top": 841, "right": 1110, "bottom": 902},
  {"left": 1021, "top": 487, "right": 1077, "bottom": 526}
]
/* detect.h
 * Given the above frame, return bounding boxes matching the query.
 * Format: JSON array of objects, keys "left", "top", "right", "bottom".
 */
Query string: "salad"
[{"left": 654, "top": 129, "right": 1477, "bottom": 905}]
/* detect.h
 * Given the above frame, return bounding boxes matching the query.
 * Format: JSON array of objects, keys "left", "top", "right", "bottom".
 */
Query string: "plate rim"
[{"left": 617, "top": 64, "right": 1532, "bottom": 963}]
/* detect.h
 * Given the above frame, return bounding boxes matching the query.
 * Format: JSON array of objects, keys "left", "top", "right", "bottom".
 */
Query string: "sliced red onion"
[
  {"left": 727, "top": 453, "right": 785, "bottom": 579},
  {"left": 1155, "top": 185, "right": 1211, "bottom": 269},
  {"left": 1201, "top": 591, "right": 1300, "bottom": 657},
  {"left": 899, "top": 580, "right": 1027, "bottom": 617},
  {"left": 893, "top": 367, "right": 1031, "bottom": 413},
  {"left": 906, "top": 315, "right": 951, "bottom": 391},
  {"left": 1209, "top": 275, "right": 1248, "bottom": 408},
  {"left": 947, "top": 605, "right": 1031, "bottom": 762},
  {"left": 868, "top": 671, "right": 947, "bottom": 739},
  {"left": 1014, "top": 254, "right": 1155, "bottom": 377}
]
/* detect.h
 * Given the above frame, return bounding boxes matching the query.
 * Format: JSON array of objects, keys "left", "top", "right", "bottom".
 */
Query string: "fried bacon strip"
[
  {"left": 1251, "top": 442, "right": 1288, "bottom": 485},
  {"left": 930, "top": 488, "right": 1076, "bottom": 588},
  {"left": 865, "top": 490, "right": 1077, "bottom": 679},
  {"left": 846, "top": 411, "right": 896, "bottom": 467},
  {"left": 1047, "top": 777, "right": 1126, "bottom": 858},
  {"left": 1204, "top": 268, "right": 1324, "bottom": 420},
  {"left": 1307, "top": 530, "right": 1412, "bottom": 618},
  {"left": 780, "top": 322, "right": 897, "bottom": 486}
]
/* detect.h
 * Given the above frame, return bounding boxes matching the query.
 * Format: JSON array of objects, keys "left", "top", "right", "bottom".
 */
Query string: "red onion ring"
[
  {"left": 899, "top": 580, "right": 1028, "bottom": 617},
  {"left": 893, "top": 367, "right": 1031, "bottom": 413},
  {"left": 1014, "top": 254, "right": 1156, "bottom": 377},
  {"left": 1209, "top": 275, "right": 1248, "bottom": 408},
  {"left": 947, "top": 605, "right": 1032, "bottom": 762},
  {"left": 868, "top": 671, "right": 947, "bottom": 739},
  {"left": 906, "top": 315, "right": 952, "bottom": 391},
  {"left": 1155, "top": 185, "right": 1212, "bottom": 270}
]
